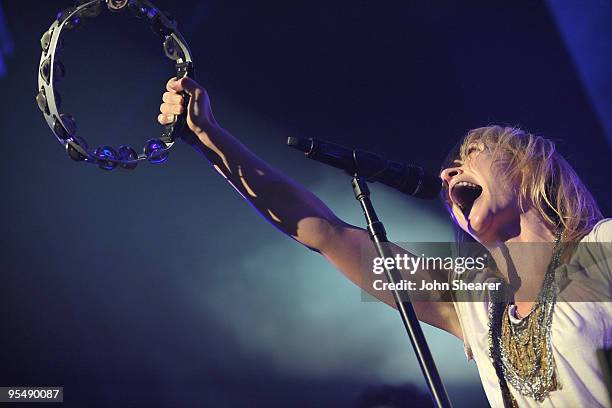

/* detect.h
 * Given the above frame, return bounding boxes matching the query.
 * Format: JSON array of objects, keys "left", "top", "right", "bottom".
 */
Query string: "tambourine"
[{"left": 36, "top": 0, "right": 194, "bottom": 170}]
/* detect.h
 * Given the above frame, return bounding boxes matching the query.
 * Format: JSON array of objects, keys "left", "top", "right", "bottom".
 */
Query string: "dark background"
[{"left": 0, "top": 1, "right": 610, "bottom": 407}]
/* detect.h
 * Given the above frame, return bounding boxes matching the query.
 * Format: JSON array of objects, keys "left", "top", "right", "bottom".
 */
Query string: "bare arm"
[{"left": 159, "top": 77, "right": 463, "bottom": 339}]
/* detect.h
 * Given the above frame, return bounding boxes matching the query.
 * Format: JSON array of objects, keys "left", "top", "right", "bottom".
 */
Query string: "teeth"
[{"left": 456, "top": 181, "right": 479, "bottom": 189}]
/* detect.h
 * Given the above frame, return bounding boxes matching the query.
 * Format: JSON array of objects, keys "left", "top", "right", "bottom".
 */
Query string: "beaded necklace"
[{"left": 488, "top": 230, "right": 563, "bottom": 407}]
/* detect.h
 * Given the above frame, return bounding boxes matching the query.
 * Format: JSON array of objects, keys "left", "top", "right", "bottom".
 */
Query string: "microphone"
[{"left": 287, "top": 137, "right": 441, "bottom": 199}]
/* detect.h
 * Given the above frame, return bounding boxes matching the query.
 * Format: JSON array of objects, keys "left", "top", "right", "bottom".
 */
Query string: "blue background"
[{"left": 0, "top": 1, "right": 610, "bottom": 406}]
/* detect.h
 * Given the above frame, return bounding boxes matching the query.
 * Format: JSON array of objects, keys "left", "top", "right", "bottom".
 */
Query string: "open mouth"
[{"left": 451, "top": 181, "right": 483, "bottom": 217}]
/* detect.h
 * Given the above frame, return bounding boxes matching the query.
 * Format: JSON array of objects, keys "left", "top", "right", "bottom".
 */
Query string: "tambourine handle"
[
  {"left": 162, "top": 60, "right": 194, "bottom": 143},
  {"left": 174, "top": 64, "right": 191, "bottom": 123}
]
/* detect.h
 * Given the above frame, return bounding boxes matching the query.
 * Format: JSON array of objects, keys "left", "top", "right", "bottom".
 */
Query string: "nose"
[{"left": 440, "top": 167, "right": 463, "bottom": 186}]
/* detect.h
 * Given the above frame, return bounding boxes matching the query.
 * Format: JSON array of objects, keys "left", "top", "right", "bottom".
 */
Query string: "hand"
[{"left": 158, "top": 76, "right": 219, "bottom": 145}]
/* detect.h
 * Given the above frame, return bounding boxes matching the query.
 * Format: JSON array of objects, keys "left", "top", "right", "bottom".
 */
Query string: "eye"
[
  {"left": 466, "top": 146, "right": 480, "bottom": 155},
  {"left": 465, "top": 143, "right": 485, "bottom": 158}
]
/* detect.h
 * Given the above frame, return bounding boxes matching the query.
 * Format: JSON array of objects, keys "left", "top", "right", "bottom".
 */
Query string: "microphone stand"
[{"left": 352, "top": 175, "right": 452, "bottom": 408}]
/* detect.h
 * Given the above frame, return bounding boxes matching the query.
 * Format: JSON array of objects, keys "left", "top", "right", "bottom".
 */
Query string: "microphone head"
[{"left": 377, "top": 160, "right": 442, "bottom": 200}]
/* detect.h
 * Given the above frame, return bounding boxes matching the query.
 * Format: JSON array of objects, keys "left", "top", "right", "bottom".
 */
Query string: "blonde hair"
[{"left": 441, "top": 125, "right": 603, "bottom": 242}]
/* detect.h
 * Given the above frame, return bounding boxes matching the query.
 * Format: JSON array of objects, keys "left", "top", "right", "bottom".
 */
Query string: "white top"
[{"left": 453, "top": 218, "right": 612, "bottom": 407}]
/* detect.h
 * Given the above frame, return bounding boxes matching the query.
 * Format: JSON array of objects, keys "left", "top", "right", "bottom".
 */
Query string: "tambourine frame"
[{"left": 37, "top": 0, "right": 194, "bottom": 169}]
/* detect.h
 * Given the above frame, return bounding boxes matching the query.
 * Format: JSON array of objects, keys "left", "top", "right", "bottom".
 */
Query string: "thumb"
[{"left": 168, "top": 76, "right": 201, "bottom": 96}]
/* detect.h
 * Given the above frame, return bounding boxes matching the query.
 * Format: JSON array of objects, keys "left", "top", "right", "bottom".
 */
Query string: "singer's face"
[{"left": 440, "top": 145, "right": 521, "bottom": 243}]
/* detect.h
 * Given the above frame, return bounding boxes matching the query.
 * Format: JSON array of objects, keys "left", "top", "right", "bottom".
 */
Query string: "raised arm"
[{"left": 159, "top": 77, "right": 462, "bottom": 338}]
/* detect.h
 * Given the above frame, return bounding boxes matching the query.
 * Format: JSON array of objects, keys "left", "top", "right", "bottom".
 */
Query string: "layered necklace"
[{"left": 488, "top": 230, "right": 563, "bottom": 407}]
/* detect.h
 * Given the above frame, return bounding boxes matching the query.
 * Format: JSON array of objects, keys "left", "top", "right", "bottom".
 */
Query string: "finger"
[
  {"left": 166, "top": 77, "right": 180, "bottom": 93},
  {"left": 162, "top": 91, "right": 183, "bottom": 104},
  {"left": 168, "top": 76, "right": 202, "bottom": 96},
  {"left": 157, "top": 113, "right": 175, "bottom": 125},
  {"left": 160, "top": 102, "right": 184, "bottom": 115}
]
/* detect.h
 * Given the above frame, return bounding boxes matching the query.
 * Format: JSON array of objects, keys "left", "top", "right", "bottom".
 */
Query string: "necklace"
[{"left": 488, "top": 231, "right": 563, "bottom": 406}]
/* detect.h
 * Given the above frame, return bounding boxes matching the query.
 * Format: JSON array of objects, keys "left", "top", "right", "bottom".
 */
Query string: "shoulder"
[
  {"left": 581, "top": 218, "right": 612, "bottom": 243},
  {"left": 563, "top": 218, "right": 612, "bottom": 297}
]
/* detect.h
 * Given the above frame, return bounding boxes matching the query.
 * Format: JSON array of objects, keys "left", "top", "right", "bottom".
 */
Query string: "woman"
[{"left": 158, "top": 76, "right": 611, "bottom": 407}]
